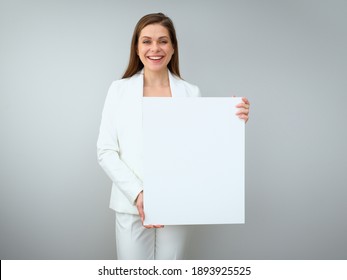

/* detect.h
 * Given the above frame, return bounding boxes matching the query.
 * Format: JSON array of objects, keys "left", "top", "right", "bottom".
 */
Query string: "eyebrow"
[{"left": 140, "top": 36, "right": 169, "bottom": 40}]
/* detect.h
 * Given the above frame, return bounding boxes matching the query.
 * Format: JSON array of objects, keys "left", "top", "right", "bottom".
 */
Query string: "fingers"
[
  {"left": 236, "top": 100, "right": 250, "bottom": 109},
  {"left": 236, "top": 108, "right": 249, "bottom": 123},
  {"left": 135, "top": 191, "right": 145, "bottom": 224},
  {"left": 150, "top": 225, "right": 165, "bottom": 228},
  {"left": 135, "top": 191, "right": 164, "bottom": 229},
  {"left": 234, "top": 96, "right": 250, "bottom": 123},
  {"left": 237, "top": 114, "right": 249, "bottom": 123},
  {"left": 242, "top": 97, "right": 250, "bottom": 105},
  {"left": 235, "top": 108, "right": 249, "bottom": 115},
  {"left": 236, "top": 111, "right": 249, "bottom": 123},
  {"left": 137, "top": 202, "right": 145, "bottom": 224},
  {"left": 144, "top": 224, "right": 164, "bottom": 229}
]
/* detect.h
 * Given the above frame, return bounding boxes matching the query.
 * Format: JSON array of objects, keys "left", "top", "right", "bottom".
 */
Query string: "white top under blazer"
[{"left": 97, "top": 69, "right": 201, "bottom": 214}]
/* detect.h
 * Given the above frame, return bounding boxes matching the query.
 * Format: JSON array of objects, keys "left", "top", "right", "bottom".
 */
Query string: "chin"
[{"left": 145, "top": 65, "right": 168, "bottom": 73}]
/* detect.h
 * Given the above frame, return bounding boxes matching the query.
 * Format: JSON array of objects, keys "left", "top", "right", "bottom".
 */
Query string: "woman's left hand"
[
  {"left": 235, "top": 97, "right": 250, "bottom": 123},
  {"left": 136, "top": 191, "right": 164, "bottom": 229}
]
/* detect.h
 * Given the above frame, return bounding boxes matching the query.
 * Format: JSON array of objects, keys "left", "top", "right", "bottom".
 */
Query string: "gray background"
[{"left": 1, "top": 0, "right": 346, "bottom": 259}]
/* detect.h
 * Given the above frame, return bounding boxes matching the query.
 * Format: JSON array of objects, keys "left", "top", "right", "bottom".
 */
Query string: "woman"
[{"left": 97, "top": 13, "right": 250, "bottom": 260}]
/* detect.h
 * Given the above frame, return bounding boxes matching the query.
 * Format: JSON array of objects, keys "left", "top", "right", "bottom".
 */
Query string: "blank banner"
[{"left": 143, "top": 97, "right": 245, "bottom": 225}]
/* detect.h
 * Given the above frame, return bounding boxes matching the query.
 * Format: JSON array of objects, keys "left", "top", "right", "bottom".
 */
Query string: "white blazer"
[{"left": 97, "top": 70, "right": 201, "bottom": 214}]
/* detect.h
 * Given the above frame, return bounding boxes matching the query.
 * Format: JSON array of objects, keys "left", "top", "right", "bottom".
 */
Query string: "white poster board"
[{"left": 143, "top": 97, "right": 245, "bottom": 225}]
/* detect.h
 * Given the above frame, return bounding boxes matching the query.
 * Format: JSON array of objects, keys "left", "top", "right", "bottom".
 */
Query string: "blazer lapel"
[
  {"left": 129, "top": 70, "right": 144, "bottom": 98},
  {"left": 169, "top": 70, "right": 185, "bottom": 97}
]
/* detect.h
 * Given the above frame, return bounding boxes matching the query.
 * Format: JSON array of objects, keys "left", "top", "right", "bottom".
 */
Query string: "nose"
[{"left": 150, "top": 42, "right": 160, "bottom": 52}]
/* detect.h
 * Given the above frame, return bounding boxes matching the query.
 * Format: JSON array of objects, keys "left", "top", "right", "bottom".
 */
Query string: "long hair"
[{"left": 122, "top": 13, "right": 181, "bottom": 79}]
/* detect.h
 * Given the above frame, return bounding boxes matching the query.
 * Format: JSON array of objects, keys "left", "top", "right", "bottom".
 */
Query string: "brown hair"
[{"left": 122, "top": 13, "right": 181, "bottom": 79}]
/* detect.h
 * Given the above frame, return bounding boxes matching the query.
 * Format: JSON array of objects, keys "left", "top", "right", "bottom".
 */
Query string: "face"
[{"left": 137, "top": 24, "right": 175, "bottom": 73}]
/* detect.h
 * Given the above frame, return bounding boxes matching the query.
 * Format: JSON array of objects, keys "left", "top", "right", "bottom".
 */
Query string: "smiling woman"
[
  {"left": 96, "top": 12, "right": 250, "bottom": 260},
  {"left": 138, "top": 25, "right": 175, "bottom": 97},
  {"left": 123, "top": 13, "right": 180, "bottom": 79},
  {"left": 137, "top": 25, "right": 175, "bottom": 73}
]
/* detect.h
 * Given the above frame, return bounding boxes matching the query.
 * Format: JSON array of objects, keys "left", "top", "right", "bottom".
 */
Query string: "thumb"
[{"left": 139, "top": 205, "right": 145, "bottom": 224}]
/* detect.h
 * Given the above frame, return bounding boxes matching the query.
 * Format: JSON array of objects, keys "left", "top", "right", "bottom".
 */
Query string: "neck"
[{"left": 143, "top": 68, "right": 169, "bottom": 87}]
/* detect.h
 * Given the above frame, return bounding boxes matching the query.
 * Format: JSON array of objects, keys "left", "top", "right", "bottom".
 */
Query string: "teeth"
[{"left": 148, "top": 56, "right": 162, "bottom": 60}]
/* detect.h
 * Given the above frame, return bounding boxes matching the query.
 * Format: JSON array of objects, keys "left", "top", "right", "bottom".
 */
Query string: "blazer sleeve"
[{"left": 97, "top": 81, "right": 143, "bottom": 205}]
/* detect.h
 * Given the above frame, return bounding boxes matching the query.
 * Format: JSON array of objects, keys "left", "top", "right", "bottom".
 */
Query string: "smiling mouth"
[{"left": 147, "top": 56, "right": 164, "bottom": 61}]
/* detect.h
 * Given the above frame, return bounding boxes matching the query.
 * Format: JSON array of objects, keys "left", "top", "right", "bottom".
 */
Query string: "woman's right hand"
[{"left": 135, "top": 191, "right": 164, "bottom": 229}]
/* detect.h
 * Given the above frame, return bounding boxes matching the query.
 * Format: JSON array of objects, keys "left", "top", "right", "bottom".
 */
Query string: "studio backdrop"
[{"left": 1, "top": 0, "right": 346, "bottom": 259}]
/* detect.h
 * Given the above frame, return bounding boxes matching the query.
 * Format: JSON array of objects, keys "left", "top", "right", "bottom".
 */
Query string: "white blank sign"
[{"left": 143, "top": 97, "right": 245, "bottom": 225}]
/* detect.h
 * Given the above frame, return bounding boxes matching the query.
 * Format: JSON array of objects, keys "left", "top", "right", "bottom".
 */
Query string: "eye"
[
  {"left": 159, "top": 40, "right": 168, "bottom": 44},
  {"left": 142, "top": 40, "right": 151, "bottom": 44}
]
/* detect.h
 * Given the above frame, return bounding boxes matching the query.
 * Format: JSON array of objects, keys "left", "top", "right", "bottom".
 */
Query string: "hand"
[
  {"left": 135, "top": 191, "right": 164, "bottom": 229},
  {"left": 235, "top": 97, "right": 250, "bottom": 123}
]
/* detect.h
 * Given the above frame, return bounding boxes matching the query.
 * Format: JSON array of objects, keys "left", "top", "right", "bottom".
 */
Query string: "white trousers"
[{"left": 115, "top": 212, "right": 188, "bottom": 260}]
